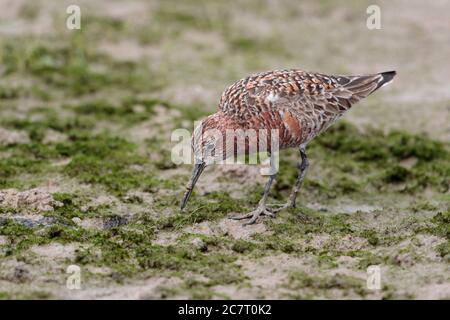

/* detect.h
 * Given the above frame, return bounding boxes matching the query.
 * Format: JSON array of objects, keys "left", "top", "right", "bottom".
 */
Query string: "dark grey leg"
[
  {"left": 289, "top": 147, "right": 309, "bottom": 208},
  {"left": 272, "top": 146, "right": 309, "bottom": 212},
  {"left": 230, "top": 173, "right": 277, "bottom": 225}
]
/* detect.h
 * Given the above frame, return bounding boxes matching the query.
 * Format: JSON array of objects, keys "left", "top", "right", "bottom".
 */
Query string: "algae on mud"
[{"left": 0, "top": 0, "right": 449, "bottom": 300}]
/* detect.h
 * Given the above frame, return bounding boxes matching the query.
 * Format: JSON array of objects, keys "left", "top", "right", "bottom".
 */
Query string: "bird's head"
[{"left": 180, "top": 113, "right": 227, "bottom": 210}]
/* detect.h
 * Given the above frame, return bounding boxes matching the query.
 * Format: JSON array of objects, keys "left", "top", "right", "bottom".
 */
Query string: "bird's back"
[{"left": 218, "top": 69, "right": 395, "bottom": 148}]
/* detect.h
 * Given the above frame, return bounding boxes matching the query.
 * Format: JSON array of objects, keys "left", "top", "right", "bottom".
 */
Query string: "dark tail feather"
[
  {"left": 374, "top": 70, "right": 397, "bottom": 91},
  {"left": 342, "top": 70, "right": 396, "bottom": 102}
]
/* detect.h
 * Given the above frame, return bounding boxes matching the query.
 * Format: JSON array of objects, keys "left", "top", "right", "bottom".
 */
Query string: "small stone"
[
  {"left": 103, "top": 215, "right": 128, "bottom": 230},
  {"left": 72, "top": 217, "right": 82, "bottom": 225},
  {"left": 394, "top": 253, "right": 415, "bottom": 267},
  {"left": 13, "top": 265, "right": 29, "bottom": 283},
  {"left": 0, "top": 235, "right": 8, "bottom": 245},
  {"left": 191, "top": 237, "right": 207, "bottom": 252}
]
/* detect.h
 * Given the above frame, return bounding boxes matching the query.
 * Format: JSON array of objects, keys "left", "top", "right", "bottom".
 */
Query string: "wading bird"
[{"left": 180, "top": 69, "right": 396, "bottom": 225}]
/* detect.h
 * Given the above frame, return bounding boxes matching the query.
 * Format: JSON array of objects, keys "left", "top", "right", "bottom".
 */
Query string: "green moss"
[
  {"left": 286, "top": 271, "right": 366, "bottom": 295},
  {"left": 0, "top": 220, "right": 35, "bottom": 237},
  {"left": 0, "top": 85, "right": 23, "bottom": 99},
  {"left": 182, "top": 280, "right": 230, "bottom": 299},
  {"left": 136, "top": 25, "right": 165, "bottom": 45},
  {"left": 146, "top": 136, "right": 178, "bottom": 171},
  {"left": 57, "top": 134, "right": 162, "bottom": 195},
  {"left": 2, "top": 115, "right": 96, "bottom": 141},
  {"left": 333, "top": 176, "right": 361, "bottom": 193},
  {"left": 430, "top": 210, "right": 450, "bottom": 239},
  {"left": 0, "top": 36, "right": 163, "bottom": 97},
  {"left": 68, "top": 97, "right": 165, "bottom": 125},
  {"left": 42, "top": 224, "right": 90, "bottom": 243},
  {"left": 51, "top": 193, "right": 110, "bottom": 219},
  {"left": 252, "top": 234, "right": 299, "bottom": 254},
  {"left": 57, "top": 133, "right": 134, "bottom": 157},
  {"left": 0, "top": 220, "right": 48, "bottom": 253},
  {"left": 54, "top": 214, "right": 243, "bottom": 282},
  {"left": 0, "top": 128, "right": 165, "bottom": 194},
  {"left": 383, "top": 166, "right": 410, "bottom": 183},
  {"left": 18, "top": 2, "right": 40, "bottom": 20},
  {"left": 152, "top": 192, "right": 245, "bottom": 230},
  {"left": 73, "top": 247, "right": 97, "bottom": 265},
  {"left": 316, "top": 122, "right": 447, "bottom": 162},
  {"left": 154, "top": 6, "right": 215, "bottom": 31},
  {"left": 308, "top": 122, "right": 450, "bottom": 193},
  {"left": 231, "top": 240, "right": 255, "bottom": 253},
  {"left": 317, "top": 253, "right": 338, "bottom": 268},
  {"left": 136, "top": 244, "right": 244, "bottom": 285},
  {"left": 0, "top": 292, "right": 12, "bottom": 300},
  {"left": 388, "top": 132, "right": 446, "bottom": 161},
  {"left": 0, "top": 290, "right": 53, "bottom": 300},
  {"left": 359, "top": 229, "right": 380, "bottom": 246},
  {"left": 83, "top": 15, "right": 124, "bottom": 32},
  {"left": 436, "top": 242, "right": 450, "bottom": 261},
  {"left": 411, "top": 201, "right": 440, "bottom": 213},
  {"left": 267, "top": 211, "right": 353, "bottom": 237},
  {"left": 0, "top": 154, "right": 48, "bottom": 188},
  {"left": 357, "top": 252, "right": 386, "bottom": 269},
  {"left": 228, "top": 36, "right": 283, "bottom": 55}
]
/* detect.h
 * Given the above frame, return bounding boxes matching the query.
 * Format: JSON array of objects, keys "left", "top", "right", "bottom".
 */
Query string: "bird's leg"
[
  {"left": 230, "top": 173, "right": 277, "bottom": 225},
  {"left": 272, "top": 147, "right": 309, "bottom": 213}
]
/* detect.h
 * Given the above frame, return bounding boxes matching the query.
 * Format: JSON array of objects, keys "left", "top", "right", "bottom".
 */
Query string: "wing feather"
[{"left": 219, "top": 69, "right": 393, "bottom": 119}]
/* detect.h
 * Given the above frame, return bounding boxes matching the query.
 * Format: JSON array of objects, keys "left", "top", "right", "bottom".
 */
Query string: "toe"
[
  {"left": 263, "top": 209, "right": 276, "bottom": 217},
  {"left": 243, "top": 215, "right": 259, "bottom": 225},
  {"left": 229, "top": 213, "right": 253, "bottom": 220}
]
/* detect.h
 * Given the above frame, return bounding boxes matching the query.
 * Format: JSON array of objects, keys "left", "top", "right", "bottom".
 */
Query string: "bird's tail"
[{"left": 341, "top": 70, "right": 396, "bottom": 103}]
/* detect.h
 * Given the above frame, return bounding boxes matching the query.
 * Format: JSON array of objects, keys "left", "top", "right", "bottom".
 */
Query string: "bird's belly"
[
  {"left": 277, "top": 109, "right": 342, "bottom": 148},
  {"left": 219, "top": 109, "right": 340, "bottom": 158},
  {"left": 220, "top": 110, "right": 302, "bottom": 158},
  {"left": 278, "top": 110, "right": 304, "bottom": 149},
  {"left": 299, "top": 112, "right": 341, "bottom": 145}
]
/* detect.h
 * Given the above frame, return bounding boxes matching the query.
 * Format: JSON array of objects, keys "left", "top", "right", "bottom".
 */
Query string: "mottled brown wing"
[
  {"left": 218, "top": 69, "right": 395, "bottom": 146},
  {"left": 254, "top": 73, "right": 354, "bottom": 113},
  {"left": 219, "top": 69, "right": 392, "bottom": 119}
]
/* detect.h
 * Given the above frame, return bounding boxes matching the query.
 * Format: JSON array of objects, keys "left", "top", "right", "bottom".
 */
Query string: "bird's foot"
[
  {"left": 268, "top": 202, "right": 294, "bottom": 213},
  {"left": 269, "top": 203, "right": 311, "bottom": 223},
  {"left": 230, "top": 204, "right": 275, "bottom": 226}
]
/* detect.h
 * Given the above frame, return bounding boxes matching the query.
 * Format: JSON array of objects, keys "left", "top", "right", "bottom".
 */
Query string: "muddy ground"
[{"left": 0, "top": 0, "right": 449, "bottom": 299}]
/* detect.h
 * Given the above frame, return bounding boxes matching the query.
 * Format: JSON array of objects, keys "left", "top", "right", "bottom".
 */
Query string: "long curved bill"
[{"left": 180, "top": 162, "right": 206, "bottom": 210}]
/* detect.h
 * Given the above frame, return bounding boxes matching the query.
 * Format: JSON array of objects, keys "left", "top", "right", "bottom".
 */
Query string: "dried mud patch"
[
  {"left": 98, "top": 40, "right": 157, "bottom": 62},
  {"left": 0, "top": 188, "right": 62, "bottom": 213},
  {"left": 237, "top": 254, "right": 315, "bottom": 299},
  {"left": 185, "top": 218, "right": 267, "bottom": 240},
  {"left": 159, "top": 84, "right": 220, "bottom": 109},
  {"left": 194, "top": 164, "right": 266, "bottom": 199},
  {"left": 61, "top": 276, "right": 184, "bottom": 300},
  {"left": 154, "top": 217, "right": 267, "bottom": 245},
  {"left": 382, "top": 263, "right": 450, "bottom": 299},
  {"left": 0, "top": 235, "right": 8, "bottom": 245},
  {"left": 30, "top": 243, "right": 79, "bottom": 260},
  {"left": 127, "top": 104, "right": 181, "bottom": 144},
  {"left": 0, "top": 127, "right": 30, "bottom": 146}
]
